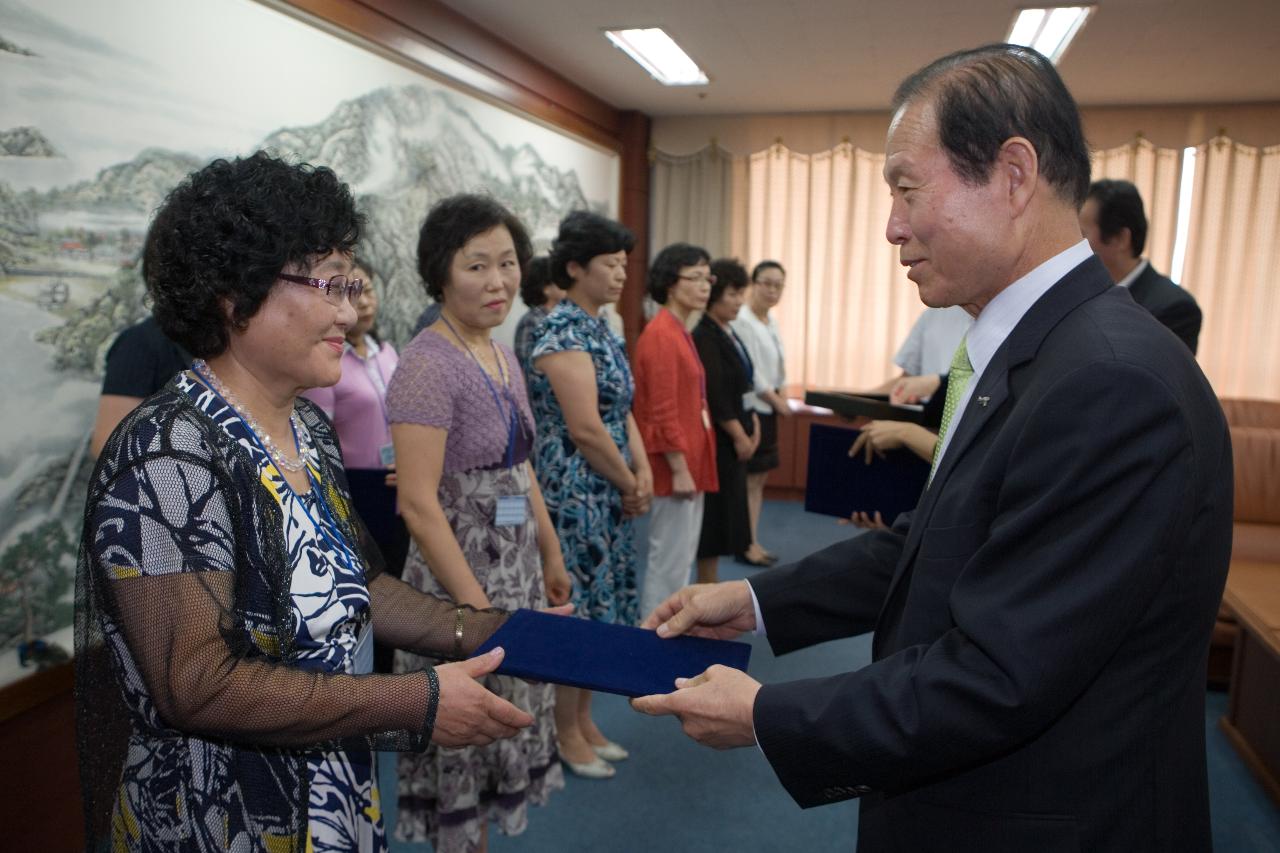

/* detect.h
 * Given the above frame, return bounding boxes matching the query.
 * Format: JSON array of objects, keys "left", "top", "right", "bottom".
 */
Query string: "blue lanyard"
[
  {"left": 192, "top": 366, "right": 363, "bottom": 578},
  {"left": 440, "top": 316, "right": 520, "bottom": 470}
]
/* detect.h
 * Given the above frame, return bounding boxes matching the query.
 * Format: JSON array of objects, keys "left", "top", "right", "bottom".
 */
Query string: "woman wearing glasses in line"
[
  {"left": 77, "top": 153, "right": 540, "bottom": 853},
  {"left": 387, "top": 194, "right": 571, "bottom": 852},
  {"left": 632, "top": 243, "right": 719, "bottom": 619},
  {"left": 303, "top": 257, "right": 409, "bottom": 672},
  {"left": 730, "top": 260, "right": 791, "bottom": 565}
]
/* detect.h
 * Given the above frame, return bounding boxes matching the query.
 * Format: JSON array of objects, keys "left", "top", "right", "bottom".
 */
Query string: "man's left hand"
[{"left": 631, "top": 665, "right": 761, "bottom": 749}]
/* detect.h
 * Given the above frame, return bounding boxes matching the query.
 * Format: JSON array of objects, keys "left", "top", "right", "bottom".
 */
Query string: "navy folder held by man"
[
  {"left": 475, "top": 608, "right": 753, "bottom": 698},
  {"left": 805, "top": 424, "right": 930, "bottom": 522}
]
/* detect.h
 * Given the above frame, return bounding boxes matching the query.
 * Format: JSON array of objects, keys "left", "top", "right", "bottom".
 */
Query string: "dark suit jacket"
[
  {"left": 1128, "top": 262, "right": 1202, "bottom": 354},
  {"left": 751, "top": 256, "right": 1231, "bottom": 853}
]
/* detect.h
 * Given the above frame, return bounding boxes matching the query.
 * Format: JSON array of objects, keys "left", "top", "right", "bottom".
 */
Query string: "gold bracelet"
[{"left": 453, "top": 606, "right": 465, "bottom": 660}]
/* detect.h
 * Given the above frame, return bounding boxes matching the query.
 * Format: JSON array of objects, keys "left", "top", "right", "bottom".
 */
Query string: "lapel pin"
[{"left": 977, "top": 396, "right": 990, "bottom": 407}]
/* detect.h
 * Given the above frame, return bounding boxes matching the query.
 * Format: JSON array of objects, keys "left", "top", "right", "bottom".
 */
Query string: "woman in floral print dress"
[{"left": 527, "top": 211, "right": 652, "bottom": 778}]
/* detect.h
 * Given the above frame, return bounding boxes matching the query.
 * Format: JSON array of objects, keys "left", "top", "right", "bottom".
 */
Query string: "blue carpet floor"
[{"left": 384, "top": 500, "right": 1280, "bottom": 852}]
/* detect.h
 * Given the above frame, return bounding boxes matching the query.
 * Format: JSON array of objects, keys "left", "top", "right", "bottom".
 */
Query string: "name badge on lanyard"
[
  {"left": 495, "top": 494, "right": 529, "bottom": 527},
  {"left": 494, "top": 407, "right": 528, "bottom": 527}
]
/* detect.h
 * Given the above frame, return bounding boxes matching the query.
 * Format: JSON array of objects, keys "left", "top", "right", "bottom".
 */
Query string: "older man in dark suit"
[
  {"left": 633, "top": 44, "right": 1231, "bottom": 853},
  {"left": 1080, "top": 178, "right": 1203, "bottom": 353}
]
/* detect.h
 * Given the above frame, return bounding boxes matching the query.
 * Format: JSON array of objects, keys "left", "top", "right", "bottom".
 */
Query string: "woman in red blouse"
[{"left": 632, "top": 243, "right": 719, "bottom": 619}]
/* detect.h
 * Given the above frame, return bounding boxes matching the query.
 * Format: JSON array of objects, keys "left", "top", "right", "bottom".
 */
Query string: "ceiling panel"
[{"left": 438, "top": 0, "right": 1280, "bottom": 114}]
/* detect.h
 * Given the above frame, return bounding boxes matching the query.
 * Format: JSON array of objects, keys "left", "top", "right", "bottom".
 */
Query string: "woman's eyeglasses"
[
  {"left": 677, "top": 273, "right": 717, "bottom": 285},
  {"left": 278, "top": 273, "right": 365, "bottom": 305}
]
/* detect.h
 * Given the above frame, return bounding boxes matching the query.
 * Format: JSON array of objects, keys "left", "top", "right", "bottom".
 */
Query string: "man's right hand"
[
  {"left": 431, "top": 648, "right": 533, "bottom": 747},
  {"left": 641, "top": 581, "right": 757, "bottom": 640}
]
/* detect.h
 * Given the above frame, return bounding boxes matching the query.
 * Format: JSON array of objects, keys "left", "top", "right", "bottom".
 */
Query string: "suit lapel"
[{"left": 872, "top": 256, "right": 1115, "bottom": 651}]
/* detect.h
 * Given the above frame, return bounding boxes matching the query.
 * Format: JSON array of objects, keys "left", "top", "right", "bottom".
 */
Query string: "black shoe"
[{"left": 736, "top": 552, "right": 772, "bottom": 568}]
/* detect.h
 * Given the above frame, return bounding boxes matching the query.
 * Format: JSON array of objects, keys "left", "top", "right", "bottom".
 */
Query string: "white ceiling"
[{"left": 438, "top": 0, "right": 1280, "bottom": 115}]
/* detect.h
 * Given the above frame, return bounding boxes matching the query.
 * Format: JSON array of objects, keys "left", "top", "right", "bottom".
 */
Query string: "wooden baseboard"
[{"left": 1219, "top": 715, "right": 1280, "bottom": 808}]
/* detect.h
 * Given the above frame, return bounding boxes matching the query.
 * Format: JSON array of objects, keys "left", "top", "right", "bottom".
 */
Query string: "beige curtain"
[
  {"left": 1182, "top": 137, "right": 1280, "bottom": 399},
  {"left": 651, "top": 134, "right": 1280, "bottom": 401},
  {"left": 649, "top": 145, "right": 741, "bottom": 259},
  {"left": 743, "top": 143, "right": 919, "bottom": 390},
  {"left": 1089, "top": 137, "right": 1183, "bottom": 273}
]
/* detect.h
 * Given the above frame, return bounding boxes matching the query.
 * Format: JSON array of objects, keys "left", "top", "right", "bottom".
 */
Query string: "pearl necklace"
[{"left": 193, "top": 359, "right": 311, "bottom": 472}]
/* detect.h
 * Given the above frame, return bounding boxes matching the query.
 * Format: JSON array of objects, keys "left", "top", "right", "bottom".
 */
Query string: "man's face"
[{"left": 883, "top": 99, "right": 1014, "bottom": 313}]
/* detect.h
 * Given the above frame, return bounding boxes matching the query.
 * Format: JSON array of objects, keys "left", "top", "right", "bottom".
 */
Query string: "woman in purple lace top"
[{"left": 386, "top": 194, "right": 571, "bottom": 852}]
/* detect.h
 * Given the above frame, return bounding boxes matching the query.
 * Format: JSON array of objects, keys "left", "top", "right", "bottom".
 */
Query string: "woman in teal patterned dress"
[
  {"left": 75, "top": 153, "right": 535, "bottom": 853},
  {"left": 527, "top": 211, "right": 652, "bottom": 778}
]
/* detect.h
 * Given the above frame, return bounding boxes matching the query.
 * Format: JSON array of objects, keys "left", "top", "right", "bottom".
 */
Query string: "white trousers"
[{"left": 640, "top": 493, "right": 705, "bottom": 619}]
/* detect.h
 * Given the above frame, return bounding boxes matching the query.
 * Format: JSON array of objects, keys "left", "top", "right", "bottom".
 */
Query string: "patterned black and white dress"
[{"left": 89, "top": 372, "right": 387, "bottom": 852}]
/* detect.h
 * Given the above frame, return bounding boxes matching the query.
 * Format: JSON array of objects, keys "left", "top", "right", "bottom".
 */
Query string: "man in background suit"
[
  {"left": 1080, "top": 178, "right": 1203, "bottom": 353},
  {"left": 633, "top": 44, "right": 1232, "bottom": 853}
]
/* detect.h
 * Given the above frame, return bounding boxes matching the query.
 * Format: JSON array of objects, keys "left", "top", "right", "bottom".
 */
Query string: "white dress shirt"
[{"left": 1114, "top": 258, "right": 1149, "bottom": 289}]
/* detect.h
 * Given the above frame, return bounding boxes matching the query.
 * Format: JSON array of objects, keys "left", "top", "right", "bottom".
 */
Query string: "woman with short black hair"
[
  {"left": 632, "top": 242, "right": 718, "bottom": 619},
  {"left": 78, "top": 152, "right": 533, "bottom": 853},
  {"left": 389, "top": 193, "right": 570, "bottom": 850},
  {"left": 528, "top": 210, "right": 650, "bottom": 777},
  {"left": 693, "top": 258, "right": 759, "bottom": 584},
  {"left": 732, "top": 259, "right": 790, "bottom": 565}
]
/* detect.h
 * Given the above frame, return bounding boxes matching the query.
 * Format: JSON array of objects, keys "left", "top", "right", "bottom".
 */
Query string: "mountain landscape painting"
[{"left": 0, "top": 0, "right": 620, "bottom": 685}]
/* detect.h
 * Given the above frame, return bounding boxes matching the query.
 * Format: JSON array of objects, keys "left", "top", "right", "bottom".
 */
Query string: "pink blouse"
[{"left": 303, "top": 336, "right": 398, "bottom": 470}]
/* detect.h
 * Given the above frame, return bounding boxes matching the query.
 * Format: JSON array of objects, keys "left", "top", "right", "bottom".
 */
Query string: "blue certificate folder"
[
  {"left": 805, "top": 423, "right": 930, "bottom": 522},
  {"left": 473, "top": 608, "right": 753, "bottom": 698}
]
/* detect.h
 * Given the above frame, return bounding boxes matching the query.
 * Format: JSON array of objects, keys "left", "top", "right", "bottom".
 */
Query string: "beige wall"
[{"left": 652, "top": 102, "right": 1280, "bottom": 155}]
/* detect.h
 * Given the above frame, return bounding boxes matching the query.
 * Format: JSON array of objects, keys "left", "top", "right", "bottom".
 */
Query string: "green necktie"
[{"left": 928, "top": 335, "right": 974, "bottom": 483}]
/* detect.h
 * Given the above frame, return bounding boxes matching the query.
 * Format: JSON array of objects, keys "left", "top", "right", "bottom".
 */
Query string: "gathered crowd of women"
[{"left": 76, "top": 150, "right": 790, "bottom": 853}]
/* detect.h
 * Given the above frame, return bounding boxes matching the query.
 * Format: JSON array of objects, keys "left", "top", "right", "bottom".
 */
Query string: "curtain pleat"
[
  {"left": 1183, "top": 138, "right": 1280, "bottom": 398},
  {"left": 650, "top": 145, "right": 735, "bottom": 259}
]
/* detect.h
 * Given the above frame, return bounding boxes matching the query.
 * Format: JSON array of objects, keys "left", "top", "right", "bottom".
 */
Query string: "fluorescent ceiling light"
[
  {"left": 1006, "top": 5, "right": 1095, "bottom": 63},
  {"left": 604, "top": 28, "right": 708, "bottom": 86}
]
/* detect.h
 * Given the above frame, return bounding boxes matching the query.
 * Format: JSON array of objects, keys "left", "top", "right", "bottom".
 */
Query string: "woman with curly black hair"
[{"left": 76, "top": 152, "right": 541, "bottom": 853}]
